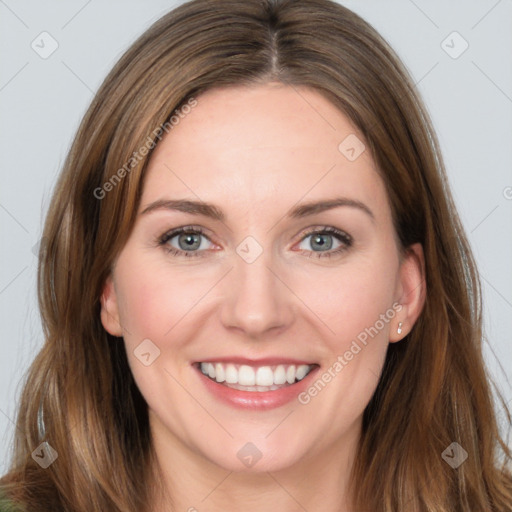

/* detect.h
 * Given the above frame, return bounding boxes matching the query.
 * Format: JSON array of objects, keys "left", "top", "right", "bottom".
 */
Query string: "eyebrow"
[{"left": 140, "top": 197, "right": 375, "bottom": 222}]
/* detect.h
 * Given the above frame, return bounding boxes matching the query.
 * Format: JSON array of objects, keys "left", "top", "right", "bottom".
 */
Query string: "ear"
[
  {"left": 389, "top": 242, "right": 426, "bottom": 343},
  {"left": 100, "top": 274, "right": 123, "bottom": 337}
]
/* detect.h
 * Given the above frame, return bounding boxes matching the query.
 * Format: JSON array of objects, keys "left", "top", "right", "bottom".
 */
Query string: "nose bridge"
[{"left": 220, "top": 236, "right": 292, "bottom": 336}]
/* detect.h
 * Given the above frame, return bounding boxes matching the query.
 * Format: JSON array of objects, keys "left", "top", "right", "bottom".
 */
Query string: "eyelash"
[{"left": 157, "top": 225, "right": 353, "bottom": 260}]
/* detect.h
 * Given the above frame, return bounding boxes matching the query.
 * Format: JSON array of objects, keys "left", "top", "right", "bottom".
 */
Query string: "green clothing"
[{"left": 0, "top": 494, "right": 24, "bottom": 512}]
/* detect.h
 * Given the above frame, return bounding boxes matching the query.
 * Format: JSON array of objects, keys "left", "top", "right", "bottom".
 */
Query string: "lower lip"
[{"left": 194, "top": 365, "right": 320, "bottom": 410}]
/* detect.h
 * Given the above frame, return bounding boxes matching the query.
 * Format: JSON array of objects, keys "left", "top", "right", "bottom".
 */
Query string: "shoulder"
[
  {"left": 0, "top": 499, "right": 23, "bottom": 512},
  {"left": 0, "top": 490, "right": 25, "bottom": 512},
  {"left": 0, "top": 474, "right": 60, "bottom": 512}
]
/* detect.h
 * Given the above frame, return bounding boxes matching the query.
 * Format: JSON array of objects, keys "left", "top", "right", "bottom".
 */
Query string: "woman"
[{"left": 1, "top": 0, "right": 511, "bottom": 510}]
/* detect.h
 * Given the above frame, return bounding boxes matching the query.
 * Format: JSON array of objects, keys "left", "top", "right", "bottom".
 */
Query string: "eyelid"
[
  {"left": 158, "top": 225, "right": 351, "bottom": 245},
  {"left": 295, "top": 225, "right": 352, "bottom": 244},
  {"left": 158, "top": 224, "right": 353, "bottom": 259},
  {"left": 158, "top": 226, "right": 216, "bottom": 251},
  {"left": 159, "top": 225, "right": 214, "bottom": 242}
]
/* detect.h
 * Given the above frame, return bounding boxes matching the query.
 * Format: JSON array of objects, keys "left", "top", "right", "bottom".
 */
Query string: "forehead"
[{"left": 141, "top": 83, "right": 389, "bottom": 221}]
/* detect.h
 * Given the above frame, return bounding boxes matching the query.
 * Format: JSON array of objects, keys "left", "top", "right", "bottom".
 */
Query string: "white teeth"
[
  {"left": 225, "top": 364, "right": 238, "bottom": 384},
  {"left": 238, "top": 365, "right": 256, "bottom": 386},
  {"left": 273, "top": 365, "right": 287, "bottom": 385},
  {"left": 215, "top": 363, "right": 225, "bottom": 383},
  {"left": 256, "top": 366, "right": 274, "bottom": 386},
  {"left": 199, "top": 362, "right": 314, "bottom": 387},
  {"left": 295, "top": 364, "right": 309, "bottom": 380},
  {"left": 221, "top": 383, "right": 283, "bottom": 392},
  {"left": 286, "top": 365, "right": 296, "bottom": 384}
]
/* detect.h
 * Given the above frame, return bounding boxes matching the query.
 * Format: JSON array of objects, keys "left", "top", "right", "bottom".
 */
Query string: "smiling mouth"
[{"left": 196, "top": 361, "right": 318, "bottom": 392}]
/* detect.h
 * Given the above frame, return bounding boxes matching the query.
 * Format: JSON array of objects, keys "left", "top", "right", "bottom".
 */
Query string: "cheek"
[
  {"left": 303, "top": 256, "right": 398, "bottom": 344},
  {"left": 118, "top": 280, "right": 167, "bottom": 341},
  {"left": 113, "top": 253, "right": 183, "bottom": 345},
  {"left": 113, "top": 253, "right": 221, "bottom": 370},
  {"left": 293, "top": 254, "right": 399, "bottom": 423}
]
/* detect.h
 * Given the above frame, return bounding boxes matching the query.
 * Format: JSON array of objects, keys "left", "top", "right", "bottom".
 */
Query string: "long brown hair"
[{"left": 1, "top": 0, "right": 511, "bottom": 510}]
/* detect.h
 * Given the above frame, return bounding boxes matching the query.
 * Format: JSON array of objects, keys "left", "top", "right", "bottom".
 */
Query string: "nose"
[{"left": 219, "top": 246, "right": 294, "bottom": 339}]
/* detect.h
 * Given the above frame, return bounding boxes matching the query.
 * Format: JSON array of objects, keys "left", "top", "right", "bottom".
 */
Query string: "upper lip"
[{"left": 194, "top": 357, "right": 318, "bottom": 367}]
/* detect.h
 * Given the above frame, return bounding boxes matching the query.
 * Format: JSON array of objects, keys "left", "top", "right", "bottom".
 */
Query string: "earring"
[{"left": 397, "top": 322, "right": 403, "bottom": 334}]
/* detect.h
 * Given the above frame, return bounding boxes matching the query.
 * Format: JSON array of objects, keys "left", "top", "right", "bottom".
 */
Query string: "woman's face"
[{"left": 100, "top": 83, "right": 424, "bottom": 473}]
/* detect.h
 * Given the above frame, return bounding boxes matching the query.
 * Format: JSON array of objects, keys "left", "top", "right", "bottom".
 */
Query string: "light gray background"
[{"left": 1, "top": 1, "right": 511, "bottom": 474}]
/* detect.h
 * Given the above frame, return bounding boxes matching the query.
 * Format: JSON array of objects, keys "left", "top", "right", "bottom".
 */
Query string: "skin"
[{"left": 100, "top": 82, "right": 425, "bottom": 512}]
